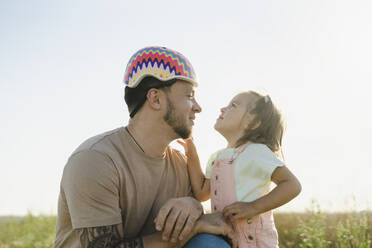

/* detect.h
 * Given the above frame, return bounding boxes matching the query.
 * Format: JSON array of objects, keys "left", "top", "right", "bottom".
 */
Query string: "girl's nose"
[{"left": 220, "top": 107, "right": 226, "bottom": 113}]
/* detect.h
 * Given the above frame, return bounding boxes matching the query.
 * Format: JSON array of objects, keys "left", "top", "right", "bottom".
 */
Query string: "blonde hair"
[{"left": 235, "top": 91, "right": 285, "bottom": 155}]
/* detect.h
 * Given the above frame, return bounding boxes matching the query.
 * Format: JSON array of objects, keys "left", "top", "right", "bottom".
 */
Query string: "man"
[{"left": 53, "top": 47, "right": 236, "bottom": 248}]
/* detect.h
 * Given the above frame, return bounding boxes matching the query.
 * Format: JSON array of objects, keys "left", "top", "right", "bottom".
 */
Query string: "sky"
[{"left": 1, "top": 0, "right": 372, "bottom": 215}]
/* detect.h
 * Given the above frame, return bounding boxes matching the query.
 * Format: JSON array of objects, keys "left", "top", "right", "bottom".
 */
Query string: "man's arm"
[
  {"left": 77, "top": 212, "right": 238, "bottom": 248},
  {"left": 78, "top": 224, "right": 142, "bottom": 248},
  {"left": 76, "top": 197, "right": 203, "bottom": 248},
  {"left": 77, "top": 224, "right": 172, "bottom": 248},
  {"left": 77, "top": 224, "right": 197, "bottom": 248}
]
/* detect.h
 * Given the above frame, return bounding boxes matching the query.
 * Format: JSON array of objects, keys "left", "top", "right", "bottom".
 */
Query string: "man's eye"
[{"left": 188, "top": 95, "right": 194, "bottom": 99}]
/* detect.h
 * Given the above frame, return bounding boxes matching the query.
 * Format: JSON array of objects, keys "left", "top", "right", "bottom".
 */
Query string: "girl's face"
[{"left": 214, "top": 92, "right": 256, "bottom": 136}]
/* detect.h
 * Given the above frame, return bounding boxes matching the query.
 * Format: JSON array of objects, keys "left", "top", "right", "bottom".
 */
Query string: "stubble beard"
[{"left": 163, "top": 97, "right": 191, "bottom": 139}]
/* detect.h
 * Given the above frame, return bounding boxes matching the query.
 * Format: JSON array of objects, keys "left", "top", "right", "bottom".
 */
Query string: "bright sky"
[{"left": 1, "top": 0, "right": 372, "bottom": 215}]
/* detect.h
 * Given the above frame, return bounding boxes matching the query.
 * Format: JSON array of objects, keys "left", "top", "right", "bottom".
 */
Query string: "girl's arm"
[
  {"left": 177, "top": 139, "right": 210, "bottom": 202},
  {"left": 223, "top": 166, "right": 301, "bottom": 221}
]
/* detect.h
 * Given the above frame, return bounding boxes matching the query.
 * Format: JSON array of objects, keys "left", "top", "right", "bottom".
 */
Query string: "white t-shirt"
[{"left": 205, "top": 143, "right": 285, "bottom": 202}]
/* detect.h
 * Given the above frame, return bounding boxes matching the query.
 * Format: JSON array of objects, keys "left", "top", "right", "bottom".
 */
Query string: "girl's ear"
[
  {"left": 244, "top": 114, "right": 261, "bottom": 130},
  {"left": 146, "top": 88, "right": 162, "bottom": 110},
  {"left": 251, "top": 120, "right": 261, "bottom": 130}
]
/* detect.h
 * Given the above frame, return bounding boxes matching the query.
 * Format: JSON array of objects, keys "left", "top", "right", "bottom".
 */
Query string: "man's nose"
[
  {"left": 220, "top": 107, "right": 226, "bottom": 113},
  {"left": 193, "top": 99, "right": 202, "bottom": 113}
]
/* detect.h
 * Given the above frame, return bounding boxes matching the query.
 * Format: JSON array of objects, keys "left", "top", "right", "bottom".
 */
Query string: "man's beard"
[{"left": 163, "top": 97, "right": 191, "bottom": 139}]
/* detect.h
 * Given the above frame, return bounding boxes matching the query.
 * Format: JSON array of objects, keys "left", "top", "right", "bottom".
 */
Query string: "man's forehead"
[{"left": 173, "top": 80, "right": 195, "bottom": 92}]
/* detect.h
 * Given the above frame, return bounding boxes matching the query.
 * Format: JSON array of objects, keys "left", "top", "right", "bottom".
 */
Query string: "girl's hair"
[{"left": 235, "top": 91, "right": 285, "bottom": 155}]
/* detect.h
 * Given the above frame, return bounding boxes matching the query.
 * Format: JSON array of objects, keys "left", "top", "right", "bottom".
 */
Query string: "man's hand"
[
  {"left": 154, "top": 197, "right": 203, "bottom": 243},
  {"left": 194, "top": 213, "right": 238, "bottom": 248}
]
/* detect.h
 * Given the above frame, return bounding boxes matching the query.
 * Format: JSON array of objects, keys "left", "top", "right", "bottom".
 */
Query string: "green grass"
[
  {"left": 0, "top": 210, "right": 371, "bottom": 248},
  {"left": 275, "top": 211, "right": 372, "bottom": 248},
  {"left": 0, "top": 214, "right": 56, "bottom": 248}
]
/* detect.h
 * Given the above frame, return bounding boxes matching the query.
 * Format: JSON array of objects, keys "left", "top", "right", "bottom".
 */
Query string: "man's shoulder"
[
  {"left": 71, "top": 127, "right": 125, "bottom": 157},
  {"left": 62, "top": 127, "right": 126, "bottom": 181},
  {"left": 168, "top": 146, "right": 186, "bottom": 161},
  {"left": 167, "top": 146, "right": 187, "bottom": 164}
]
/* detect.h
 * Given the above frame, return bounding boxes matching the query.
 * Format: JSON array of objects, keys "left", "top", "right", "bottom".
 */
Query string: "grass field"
[{"left": 0, "top": 209, "right": 371, "bottom": 248}]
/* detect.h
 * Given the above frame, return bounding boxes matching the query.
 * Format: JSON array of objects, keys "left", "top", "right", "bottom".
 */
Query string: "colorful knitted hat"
[{"left": 124, "top": 46, "right": 198, "bottom": 88}]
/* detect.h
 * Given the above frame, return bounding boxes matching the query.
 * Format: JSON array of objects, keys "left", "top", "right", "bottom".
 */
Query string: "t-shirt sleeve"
[
  {"left": 205, "top": 151, "right": 219, "bottom": 179},
  {"left": 61, "top": 150, "right": 122, "bottom": 229},
  {"left": 247, "top": 144, "right": 285, "bottom": 180}
]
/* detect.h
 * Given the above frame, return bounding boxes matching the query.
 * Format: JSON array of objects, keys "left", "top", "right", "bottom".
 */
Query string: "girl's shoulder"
[
  {"left": 244, "top": 142, "right": 273, "bottom": 154},
  {"left": 209, "top": 148, "right": 226, "bottom": 159},
  {"left": 205, "top": 149, "right": 224, "bottom": 174},
  {"left": 214, "top": 147, "right": 236, "bottom": 160},
  {"left": 207, "top": 147, "right": 232, "bottom": 165},
  {"left": 239, "top": 142, "right": 284, "bottom": 168},
  {"left": 239, "top": 142, "right": 281, "bottom": 162}
]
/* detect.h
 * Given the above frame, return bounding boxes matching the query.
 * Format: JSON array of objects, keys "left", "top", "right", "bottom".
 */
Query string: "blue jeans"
[{"left": 183, "top": 233, "right": 231, "bottom": 248}]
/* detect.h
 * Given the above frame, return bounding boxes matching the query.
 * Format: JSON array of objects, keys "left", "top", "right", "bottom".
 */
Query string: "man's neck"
[{"left": 127, "top": 119, "right": 175, "bottom": 158}]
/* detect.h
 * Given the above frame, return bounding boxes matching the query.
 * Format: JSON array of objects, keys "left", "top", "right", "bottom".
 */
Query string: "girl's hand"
[
  {"left": 195, "top": 212, "right": 239, "bottom": 248},
  {"left": 222, "top": 201, "right": 259, "bottom": 222},
  {"left": 177, "top": 138, "right": 197, "bottom": 156}
]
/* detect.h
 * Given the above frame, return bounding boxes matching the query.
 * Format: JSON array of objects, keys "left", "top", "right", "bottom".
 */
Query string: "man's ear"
[{"left": 146, "top": 88, "right": 162, "bottom": 110}]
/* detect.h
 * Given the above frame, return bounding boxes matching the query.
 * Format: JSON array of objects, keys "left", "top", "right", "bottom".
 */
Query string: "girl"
[{"left": 178, "top": 91, "right": 301, "bottom": 248}]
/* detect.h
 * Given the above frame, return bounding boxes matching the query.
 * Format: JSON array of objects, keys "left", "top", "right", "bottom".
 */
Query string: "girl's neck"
[{"left": 224, "top": 132, "right": 244, "bottom": 148}]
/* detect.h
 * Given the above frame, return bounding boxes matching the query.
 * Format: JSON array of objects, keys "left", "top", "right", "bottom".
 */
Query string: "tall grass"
[
  {"left": 0, "top": 209, "right": 371, "bottom": 248},
  {"left": 0, "top": 213, "right": 56, "bottom": 248},
  {"left": 275, "top": 204, "right": 372, "bottom": 248}
]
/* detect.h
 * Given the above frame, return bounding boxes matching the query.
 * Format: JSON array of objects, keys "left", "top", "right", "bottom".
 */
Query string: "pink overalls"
[{"left": 210, "top": 144, "right": 279, "bottom": 248}]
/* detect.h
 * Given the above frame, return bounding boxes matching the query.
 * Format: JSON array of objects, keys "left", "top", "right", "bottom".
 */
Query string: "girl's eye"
[
  {"left": 232, "top": 103, "right": 237, "bottom": 107},
  {"left": 188, "top": 95, "right": 194, "bottom": 99}
]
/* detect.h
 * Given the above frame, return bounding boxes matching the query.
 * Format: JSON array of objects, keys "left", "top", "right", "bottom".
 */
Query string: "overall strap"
[{"left": 229, "top": 142, "right": 252, "bottom": 163}]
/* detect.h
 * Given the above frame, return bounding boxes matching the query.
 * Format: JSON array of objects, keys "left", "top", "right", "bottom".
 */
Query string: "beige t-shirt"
[{"left": 53, "top": 127, "right": 192, "bottom": 248}]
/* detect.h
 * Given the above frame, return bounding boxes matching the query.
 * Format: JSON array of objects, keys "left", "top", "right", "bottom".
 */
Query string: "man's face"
[{"left": 162, "top": 81, "right": 202, "bottom": 139}]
